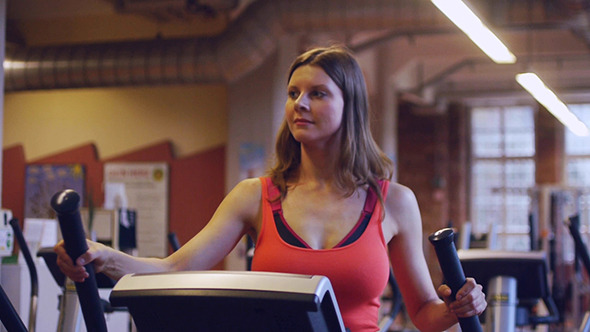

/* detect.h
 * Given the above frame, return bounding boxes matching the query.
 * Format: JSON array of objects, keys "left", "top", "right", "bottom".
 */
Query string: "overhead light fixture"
[
  {"left": 516, "top": 72, "right": 589, "bottom": 137},
  {"left": 3, "top": 60, "right": 25, "bottom": 70},
  {"left": 431, "top": 0, "right": 517, "bottom": 64}
]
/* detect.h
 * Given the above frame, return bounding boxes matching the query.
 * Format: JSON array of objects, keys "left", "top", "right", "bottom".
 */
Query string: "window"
[
  {"left": 565, "top": 104, "right": 590, "bottom": 258},
  {"left": 566, "top": 104, "right": 590, "bottom": 187},
  {"left": 471, "top": 106, "right": 536, "bottom": 250}
]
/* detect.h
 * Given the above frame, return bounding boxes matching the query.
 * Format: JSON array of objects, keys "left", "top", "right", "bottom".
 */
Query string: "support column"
[
  {"left": 535, "top": 105, "right": 565, "bottom": 185},
  {"left": 224, "top": 37, "right": 299, "bottom": 270},
  {"left": 373, "top": 46, "right": 398, "bottom": 179},
  {"left": 448, "top": 102, "right": 468, "bottom": 227},
  {"left": 0, "top": 0, "right": 6, "bottom": 201}
]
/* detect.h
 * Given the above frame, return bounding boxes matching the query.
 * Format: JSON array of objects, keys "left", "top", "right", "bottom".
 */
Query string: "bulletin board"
[{"left": 103, "top": 162, "right": 169, "bottom": 258}]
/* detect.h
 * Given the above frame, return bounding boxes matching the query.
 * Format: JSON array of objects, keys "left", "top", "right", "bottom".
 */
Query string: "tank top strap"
[
  {"left": 362, "top": 180, "right": 386, "bottom": 214},
  {"left": 379, "top": 179, "right": 390, "bottom": 200},
  {"left": 264, "top": 177, "right": 282, "bottom": 212}
]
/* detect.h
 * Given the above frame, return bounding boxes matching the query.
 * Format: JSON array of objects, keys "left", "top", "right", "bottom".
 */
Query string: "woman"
[{"left": 55, "top": 45, "right": 486, "bottom": 331}]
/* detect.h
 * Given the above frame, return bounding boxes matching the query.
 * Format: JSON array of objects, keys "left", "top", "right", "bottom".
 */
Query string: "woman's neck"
[{"left": 297, "top": 145, "right": 339, "bottom": 185}]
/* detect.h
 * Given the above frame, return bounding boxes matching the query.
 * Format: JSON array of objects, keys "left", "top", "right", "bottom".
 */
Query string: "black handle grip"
[
  {"left": 51, "top": 189, "right": 108, "bottom": 332},
  {"left": 0, "top": 284, "right": 27, "bottom": 332},
  {"left": 429, "top": 228, "right": 483, "bottom": 332}
]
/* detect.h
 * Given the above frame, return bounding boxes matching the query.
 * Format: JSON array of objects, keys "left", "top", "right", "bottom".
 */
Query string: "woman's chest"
[{"left": 280, "top": 189, "right": 367, "bottom": 249}]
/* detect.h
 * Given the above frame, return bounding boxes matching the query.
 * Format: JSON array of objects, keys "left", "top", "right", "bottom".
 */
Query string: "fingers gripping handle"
[
  {"left": 429, "top": 228, "right": 483, "bottom": 332},
  {"left": 428, "top": 229, "right": 466, "bottom": 299},
  {"left": 51, "top": 189, "right": 108, "bottom": 332}
]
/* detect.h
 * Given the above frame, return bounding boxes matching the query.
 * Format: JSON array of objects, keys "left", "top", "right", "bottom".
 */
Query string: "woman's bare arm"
[
  {"left": 55, "top": 178, "right": 262, "bottom": 282},
  {"left": 385, "top": 183, "right": 485, "bottom": 332}
]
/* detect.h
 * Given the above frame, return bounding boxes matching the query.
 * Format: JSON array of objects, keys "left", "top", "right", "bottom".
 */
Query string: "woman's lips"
[{"left": 294, "top": 118, "right": 312, "bottom": 124}]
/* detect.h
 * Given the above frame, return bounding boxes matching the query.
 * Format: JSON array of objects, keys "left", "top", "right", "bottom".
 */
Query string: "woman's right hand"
[{"left": 54, "top": 239, "right": 108, "bottom": 283}]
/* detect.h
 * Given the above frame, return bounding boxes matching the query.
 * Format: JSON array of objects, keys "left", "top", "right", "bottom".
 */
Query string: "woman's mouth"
[{"left": 294, "top": 118, "right": 312, "bottom": 124}]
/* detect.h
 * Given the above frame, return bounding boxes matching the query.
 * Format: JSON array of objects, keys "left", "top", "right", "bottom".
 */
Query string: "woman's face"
[{"left": 285, "top": 65, "right": 345, "bottom": 147}]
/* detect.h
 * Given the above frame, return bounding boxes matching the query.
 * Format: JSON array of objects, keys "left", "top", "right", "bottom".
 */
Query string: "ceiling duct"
[
  {"left": 115, "top": 0, "right": 240, "bottom": 20},
  {"left": 117, "top": 0, "right": 239, "bottom": 11},
  {"left": 4, "top": 0, "right": 586, "bottom": 92},
  {"left": 6, "top": 0, "right": 439, "bottom": 91}
]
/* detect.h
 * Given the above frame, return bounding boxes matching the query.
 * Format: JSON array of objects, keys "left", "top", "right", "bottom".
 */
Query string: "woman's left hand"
[{"left": 437, "top": 277, "right": 487, "bottom": 318}]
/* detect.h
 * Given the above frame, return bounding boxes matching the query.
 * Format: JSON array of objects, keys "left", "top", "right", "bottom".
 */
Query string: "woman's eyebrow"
[{"left": 287, "top": 81, "right": 333, "bottom": 91}]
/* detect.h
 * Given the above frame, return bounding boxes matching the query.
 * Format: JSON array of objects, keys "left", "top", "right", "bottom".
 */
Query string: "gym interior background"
[{"left": 1, "top": 0, "right": 590, "bottom": 330}]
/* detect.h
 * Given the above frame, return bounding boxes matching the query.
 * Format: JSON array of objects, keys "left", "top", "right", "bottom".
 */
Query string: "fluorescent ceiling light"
[
  {"left": 3, "top": 60, "right": 26, "bottom": 70},
  {"left": 431, "top": 0, "right": 516, "bottom": 64},
  {"left": 516, "top": 72, "right": 589, "bottom": 137}
]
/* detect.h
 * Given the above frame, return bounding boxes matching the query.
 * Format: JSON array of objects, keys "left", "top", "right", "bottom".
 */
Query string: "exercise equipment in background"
[
  {"left": 0, "top": 212, "right": 27, "bottom": 332},
  {"left": 566, "top": 214, "right": 590, "bottom": 332},
  {"left": 459, "top": 249, "right": 559, "bottom": 332},
  {"left": 8, "top": 218, "right": 38, "bottom": 332}
]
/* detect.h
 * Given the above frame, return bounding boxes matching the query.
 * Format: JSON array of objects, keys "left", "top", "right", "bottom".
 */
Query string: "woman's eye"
[
  {"left": 311, "top": 90, "right": 326, "bottom": 98},
  {"left": 288, "top": 90, "right": 299, "bottom": 99}
]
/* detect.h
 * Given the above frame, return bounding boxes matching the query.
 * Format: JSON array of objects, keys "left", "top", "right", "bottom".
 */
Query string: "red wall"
[
  {"left": 2, "top": 141, "right": 226, "bottom": 269},
  {"left": 2, "top": 145, "right": 26, "bottom": 225}
]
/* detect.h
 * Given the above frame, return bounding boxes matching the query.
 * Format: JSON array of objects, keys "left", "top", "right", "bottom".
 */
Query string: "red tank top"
[{"left": 251, "top": 177, "right": 390, "bottom": 332}]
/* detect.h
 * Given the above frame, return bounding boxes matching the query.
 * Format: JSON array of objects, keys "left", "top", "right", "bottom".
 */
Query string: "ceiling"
[
  {"left": 5, "top": 0, "right": 250, "bottom": 46},
  {"left": 4, "top": 0, "right": 590, "bottom": 104}
]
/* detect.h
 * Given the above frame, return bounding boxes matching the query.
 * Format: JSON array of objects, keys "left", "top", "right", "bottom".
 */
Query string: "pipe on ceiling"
[
  {"left": 115, "top": 0, "right": 241, "bottom": 21},
  {"left": 4, "top": 0, "right": 438, "bottom": 91},
  {"left": 4, "top": 0, "right": 584, "bottom": 91}
]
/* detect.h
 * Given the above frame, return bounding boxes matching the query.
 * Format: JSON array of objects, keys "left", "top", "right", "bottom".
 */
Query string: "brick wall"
[
  {"left": 535, "top": 105, "right": 565, "bottom": 184},
  {"left": 396, "top": 101, "right": 469, "bottom": 284},
  {"left": 397, "top": 102, "right": 453, "bottom": 234}
]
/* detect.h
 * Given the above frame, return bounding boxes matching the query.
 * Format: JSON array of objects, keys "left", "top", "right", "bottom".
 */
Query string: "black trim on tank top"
[
  {"left": 339, "top": 213, "right": 371, "bottom": 247},
  {"left": 274, "top": 212, "right": 308, "bottom": 248},
  {"left": 273, "top": 212, "right": 372, "bottom": 248}
]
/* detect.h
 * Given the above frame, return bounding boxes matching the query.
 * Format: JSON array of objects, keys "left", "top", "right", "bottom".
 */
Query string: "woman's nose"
[{"left": 294, "top": 94, "right": 309, "bottom": 111}]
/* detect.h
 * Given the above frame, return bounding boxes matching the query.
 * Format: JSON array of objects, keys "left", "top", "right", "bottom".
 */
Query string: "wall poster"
[
  {"left": 103, "top": 162, "right": 169, "bottom": 258},
  {"left": 25, "top": 164, "right": 85, "bottom": 219}
]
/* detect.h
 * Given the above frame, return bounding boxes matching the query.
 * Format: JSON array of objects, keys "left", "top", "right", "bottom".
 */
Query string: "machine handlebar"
[
  {"left": 51, "top": 189, "right": 108, "bottom": 332},
  {"left": 429, "top": 228, "right": 483, "bottom": 332}
]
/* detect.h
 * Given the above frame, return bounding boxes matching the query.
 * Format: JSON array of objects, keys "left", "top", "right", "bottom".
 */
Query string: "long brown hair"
[{"left": 269, "top": 45, "right": 394, "bottom": 204}]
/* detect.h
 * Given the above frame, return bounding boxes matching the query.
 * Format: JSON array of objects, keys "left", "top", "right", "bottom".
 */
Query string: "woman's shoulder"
[
  {"left": 384, "top": 181, "right": 420, "bottom": 215},
  {"left": 222, "top": 178, "right": 264, "bottom": 223},
  {"left": 385, "top": 181, "right": 416, "bottom": 200},
  {"left": 231, "top": 177, "right": 264, "bottom": 197},
  {"left": 382, "top": 182, "right": 422, "bottom": 241}
]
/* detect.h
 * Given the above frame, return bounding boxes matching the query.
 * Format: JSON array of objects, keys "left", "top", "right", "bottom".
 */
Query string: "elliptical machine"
[{"left": 0, "top": 190, "right": 487, "bottom": 332}]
